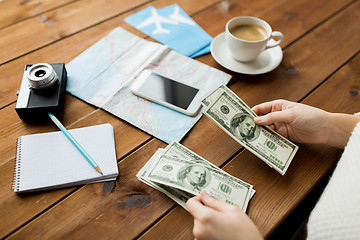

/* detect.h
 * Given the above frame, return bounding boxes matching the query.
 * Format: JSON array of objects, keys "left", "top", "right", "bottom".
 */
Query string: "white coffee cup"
[{"left": 225, "top": 16, "right": 284, "bottom": 62}]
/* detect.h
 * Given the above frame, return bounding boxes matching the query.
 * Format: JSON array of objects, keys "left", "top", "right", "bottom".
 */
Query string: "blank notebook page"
[{"left": 13, "top": 124, "right": 118, "bottom": 192}]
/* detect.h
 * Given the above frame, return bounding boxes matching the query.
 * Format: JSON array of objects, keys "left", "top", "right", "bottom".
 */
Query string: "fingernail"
[
  {"left": 254, "top": 116, "right": 263, "bottom": 123},
  {"left": 201, "top": 190, "right": 210, "bottom": 200},
  {"left": 201, "top": 190, "right": 211, "bottom": 202}
]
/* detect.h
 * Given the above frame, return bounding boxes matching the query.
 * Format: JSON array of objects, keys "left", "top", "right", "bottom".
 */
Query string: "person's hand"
[
  {"left": 252, "top": 99, "right": 329, "bottom": 144},
  {"left": 252, "top": 99, "right": 360, "bottom": 148},
  {"left": 186, "top": 191, "right": 263, "bottom": 240}
]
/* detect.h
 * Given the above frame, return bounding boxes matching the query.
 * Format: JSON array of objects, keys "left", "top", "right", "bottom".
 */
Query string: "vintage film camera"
[{"left": 15, "top": 63, "right": 67, "bottom": 120}]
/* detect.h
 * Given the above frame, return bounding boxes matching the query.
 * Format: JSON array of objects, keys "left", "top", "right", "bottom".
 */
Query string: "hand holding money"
[
  {"left": 137, "top": 141, "right": 255, "bottom": 211},
  {"left": 201, "top": 85, "right": 298, "bottom": 175},
  {"left": 186, "top": 191, "right": 263, "bottom": 240},
  {"left": 252, "top": 99, "right": 358, "bottom": 148}
]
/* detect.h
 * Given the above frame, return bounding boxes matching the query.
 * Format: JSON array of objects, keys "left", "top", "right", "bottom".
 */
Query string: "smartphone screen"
[{"left": 135, "top": 72, "right": 199, "bottom": 110}]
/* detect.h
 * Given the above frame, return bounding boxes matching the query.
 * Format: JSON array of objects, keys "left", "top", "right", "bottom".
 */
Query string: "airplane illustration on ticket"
[{"left": 136, "top": 5, "right": 196, "bottom": 35}]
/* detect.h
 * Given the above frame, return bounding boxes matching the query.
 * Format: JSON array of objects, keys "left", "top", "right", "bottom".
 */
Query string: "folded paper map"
[
  {"left": 125, "top": 4, "right": 212, "bottom": 58},
  {"left": 66, "top": 27, "right": 230, "bottom": 143},
  {"left": 202, "top": 85, "right": 299, "bottom": 175}
]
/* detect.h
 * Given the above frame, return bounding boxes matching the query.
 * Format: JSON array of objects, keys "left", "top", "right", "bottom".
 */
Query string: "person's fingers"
[
  {"left": 252, "top": 99, "right": 290, "bottom": 116},
  {"left": 199, "top": 191, "right": 230, "bottom": 212},
  {"left": 186, "top": 195, "right": 208, "bottom": 218},
  {"left": 267, "top": 123, "right": 276, "bottom": 131},
  {"left": 254, "top": 109, "right": 294, "bottom": 126},
  {"left": 252, "top": 101, "right": 275, "bottom": 116},
  {"left": 192, "top": 194, "right": 201, "bottom": 202}
]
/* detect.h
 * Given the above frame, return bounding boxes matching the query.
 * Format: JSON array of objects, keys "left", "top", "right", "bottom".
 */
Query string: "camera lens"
[
  {"left": 27, "top": 63, "right": 58, "bottom": 90},
  {"left": 35, "top": 70, "right": 46, "bottom": 78}
]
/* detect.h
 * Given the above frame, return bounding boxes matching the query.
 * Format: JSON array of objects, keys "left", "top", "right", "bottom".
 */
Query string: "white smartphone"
[{"left": 131, "top": 70, "right": 202, "bottom": 116}]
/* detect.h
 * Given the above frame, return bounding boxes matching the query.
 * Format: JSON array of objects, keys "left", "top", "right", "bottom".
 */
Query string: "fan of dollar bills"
[
  {"left": 137, "top": 141, "right": 255, "bottom": 212},
  {"left": 201, "top": 85, "right": 298, "bottom": 175}
]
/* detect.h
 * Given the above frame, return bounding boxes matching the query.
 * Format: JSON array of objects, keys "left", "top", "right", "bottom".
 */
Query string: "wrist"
[{"left": 326, "top": 112, "right": 360, "bottom": 148}]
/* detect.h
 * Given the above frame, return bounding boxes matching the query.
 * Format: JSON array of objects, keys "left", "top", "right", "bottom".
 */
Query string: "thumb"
[
  {"left": 186, "top": 195, "right": 206, "bottom": 217},
  {"left": 200, "top": 191, "right": 229, "bottom": 212},
  {"left": 254, "top": 110, "right": 293, "bottom": 126}
]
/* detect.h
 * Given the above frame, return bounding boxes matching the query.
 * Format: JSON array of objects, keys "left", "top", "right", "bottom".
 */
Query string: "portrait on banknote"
[
  {"left": 178, "top": 164, "right": 211, "bottom": 191},
  {"left": 230, "top": 113, "right": 260, "bottom": 142}
]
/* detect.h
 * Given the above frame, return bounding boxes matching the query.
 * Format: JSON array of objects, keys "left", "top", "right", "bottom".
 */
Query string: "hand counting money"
[
  {"left": 201, "top": 85, "right": 298, "bottom": 175},
  {"left": 137, "top": 141, "right": 254, "bottom": 212}
]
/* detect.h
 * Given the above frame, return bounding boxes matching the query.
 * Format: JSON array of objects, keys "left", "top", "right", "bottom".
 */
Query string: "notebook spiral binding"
[{"left": 12, "top": 137, "right": 22, "bottom": 192}]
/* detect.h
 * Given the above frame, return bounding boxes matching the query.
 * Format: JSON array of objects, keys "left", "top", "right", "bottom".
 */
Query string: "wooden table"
[{"left": 1, "top": 0, "right": 359, "bottom": 239}]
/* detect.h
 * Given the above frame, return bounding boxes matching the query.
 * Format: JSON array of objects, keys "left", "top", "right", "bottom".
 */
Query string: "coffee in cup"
[
  {"left": 229, "top": 24, "right": 267, "bottom": 42},
  {"left": 225, "top": 16, "right": 284, "bottom": 62}
]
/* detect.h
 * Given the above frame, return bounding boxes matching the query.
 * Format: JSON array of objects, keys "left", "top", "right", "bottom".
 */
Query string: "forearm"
[{"left": 325, "top": 113, "right": 360, "bottom": 148}]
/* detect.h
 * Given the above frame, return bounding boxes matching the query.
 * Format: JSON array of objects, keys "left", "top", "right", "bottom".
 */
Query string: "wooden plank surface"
[
  {"left": 0, "top": 0, "right": 222, "bottom": 238},
  {"left": 1, "top": 0, "right": 359, "bottom": 239},
  {"left": 139, "top": 51, "right": 360, "bottom": 239},
  {"left": 0, "top": 0, "right": 150, "bottom": 64},
  {"left": 138, "top": 1, "right": 360, "bottom": 237},
  {"left": 0, "top": 0, "right": 77, "bottom": 29},
  {"left": 7, "top": 1, "right": 360, "bottom": 239},
  {"left": 0, "top": 107, "right": 151, "bottom": 239},
  {"left": 0, "top": 0, "right": 219, "bottom": 111}
]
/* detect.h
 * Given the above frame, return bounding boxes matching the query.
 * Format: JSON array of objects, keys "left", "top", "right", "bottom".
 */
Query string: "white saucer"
[{"left": 210, "top": 32, "right": 283, "bottom": 75}]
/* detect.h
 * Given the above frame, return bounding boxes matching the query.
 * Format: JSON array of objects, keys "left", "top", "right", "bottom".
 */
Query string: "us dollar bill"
[
  {"left": 137, "top": 142, "right": 255, "bottom": 211},
  {"left": 202, "top": 85, "right": 256, "bottom": 117},
  {"left": 138, "top": 177, "right": 193, "bottom": 209},
  {"left": 137, "top": 149, "right": 195, "bottom": 209},
  {"left": 202, "top": 89, "right": 298, "bottom": 175},
  {"left": 163, "top": 141, "right": 255, "bottom": 198},
  {"left": 163, "top": 141, "right": 223, "bottom": 171},
  {"left": 143, "top": 155, "right": 253, "bottom": 211}
]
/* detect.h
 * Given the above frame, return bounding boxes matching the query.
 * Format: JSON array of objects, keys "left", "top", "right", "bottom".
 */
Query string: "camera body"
[{"left": 15, "top": 63, "right": 67, "bottom": 120}]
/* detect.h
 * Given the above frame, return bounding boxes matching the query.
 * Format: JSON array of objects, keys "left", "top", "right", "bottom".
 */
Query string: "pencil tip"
[{"left": 95, "top": 166, "right": 103, "bottom": 175}]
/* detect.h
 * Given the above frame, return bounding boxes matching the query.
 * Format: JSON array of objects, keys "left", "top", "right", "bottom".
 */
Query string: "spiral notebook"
[{"left": 12, "top": 124, "right": 119, "bottom": 193}]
